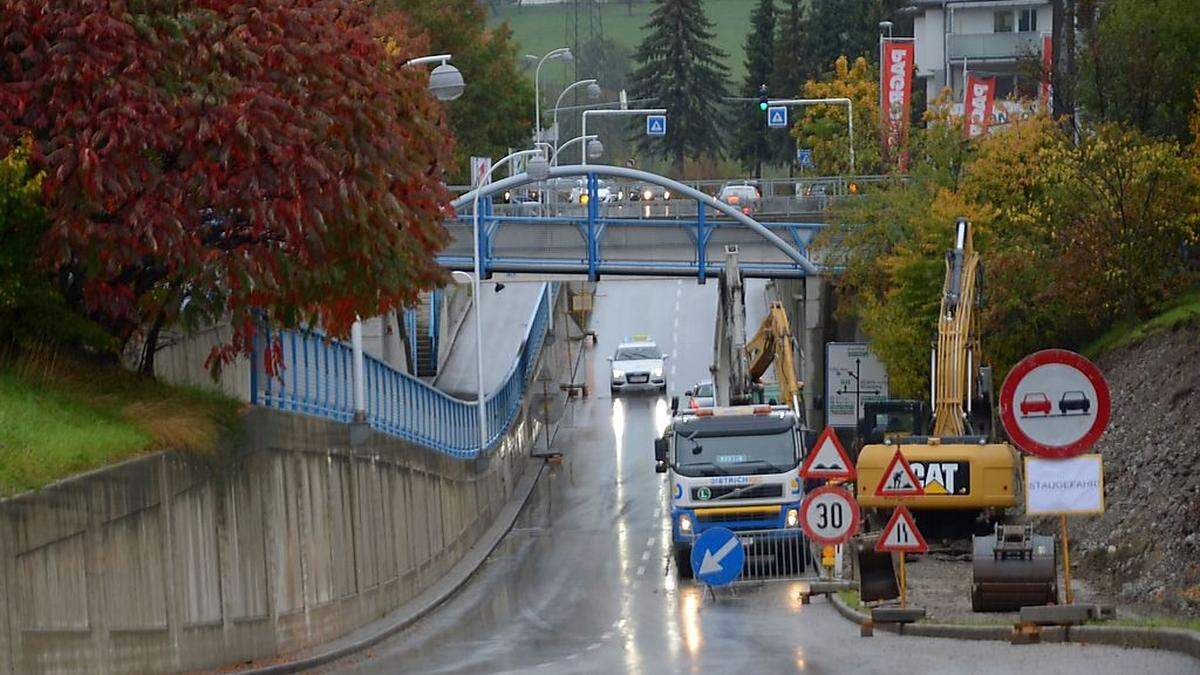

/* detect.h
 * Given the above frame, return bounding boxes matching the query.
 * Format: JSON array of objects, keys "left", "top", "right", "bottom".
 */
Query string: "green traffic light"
[{"left": 759, "top": 101, "right": 768, "bottom": 111}]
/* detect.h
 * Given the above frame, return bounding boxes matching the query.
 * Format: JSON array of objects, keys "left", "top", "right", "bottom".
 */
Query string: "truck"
[{"left": 655, "top": 246, "right": 812, "bottom": 579}]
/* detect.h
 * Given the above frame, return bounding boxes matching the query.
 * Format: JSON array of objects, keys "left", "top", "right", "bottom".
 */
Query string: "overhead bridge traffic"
[{"left": 445, "top": 165, "right": 827, "bottom": 280}]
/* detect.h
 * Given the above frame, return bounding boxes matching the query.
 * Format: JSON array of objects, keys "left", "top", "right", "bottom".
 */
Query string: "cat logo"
[{"left": 909, "top": 461, "right": 971, "bottom": 495}]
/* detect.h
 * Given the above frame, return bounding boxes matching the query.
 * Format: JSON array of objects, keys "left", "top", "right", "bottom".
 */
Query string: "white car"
[
  {"left": 608, "top": 337, "right": 668, "bottom": 395},
  {"left": 569, "top": 180, "right": 621, "bottom": 205}
]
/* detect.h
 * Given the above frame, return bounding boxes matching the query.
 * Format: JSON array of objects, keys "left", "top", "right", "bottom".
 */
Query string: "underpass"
[{"left": 320, "top": 280, "right": 1196, "bottom": 674}]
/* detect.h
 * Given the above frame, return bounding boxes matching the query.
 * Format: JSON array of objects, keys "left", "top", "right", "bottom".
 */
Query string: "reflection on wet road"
[{"left": 325, "top": 280, "right": 1196, "bottom": 675}]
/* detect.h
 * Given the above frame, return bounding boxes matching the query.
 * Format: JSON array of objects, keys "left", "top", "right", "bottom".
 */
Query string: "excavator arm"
[{"left": 745, "top": 301, "right": 803, "bottom": 414}]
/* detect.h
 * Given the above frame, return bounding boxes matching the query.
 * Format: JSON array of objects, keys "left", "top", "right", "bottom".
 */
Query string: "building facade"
[{"left": 908, "top": 0, "right": 1052, "bottom": 103}]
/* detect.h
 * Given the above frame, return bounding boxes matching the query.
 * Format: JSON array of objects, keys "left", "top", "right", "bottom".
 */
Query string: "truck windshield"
[{"left": 674, "top": 429, "right": 796, "bottom": 476}]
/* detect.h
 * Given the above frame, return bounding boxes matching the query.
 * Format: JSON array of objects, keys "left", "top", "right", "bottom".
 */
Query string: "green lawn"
[
  {"left": 0, "top": 352, "right": 240, "bottom": 497},
  {"left": 1083, "top": 287, "right": 1200, "bottom": 358},
  {"left": 491, "top": 1, "right": 755, "bottom": 83}
]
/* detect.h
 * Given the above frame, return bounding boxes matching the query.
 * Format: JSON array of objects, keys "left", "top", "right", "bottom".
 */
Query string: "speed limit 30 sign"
[{"left": 799, "top": 485, "right": 861, "bottom": 545}]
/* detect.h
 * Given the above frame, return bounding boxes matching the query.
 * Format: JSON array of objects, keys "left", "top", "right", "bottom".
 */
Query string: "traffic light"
[{"left": 758, "top": 84, "right": 769, "bottom": 112}]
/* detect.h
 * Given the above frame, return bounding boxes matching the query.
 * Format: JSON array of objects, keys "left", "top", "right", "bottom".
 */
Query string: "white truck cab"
[{"left": 654, "top": 404, "right": 811, "bottom": 578}]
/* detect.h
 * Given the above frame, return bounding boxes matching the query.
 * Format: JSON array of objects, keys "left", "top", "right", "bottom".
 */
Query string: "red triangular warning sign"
[
  {"left": 873, "top": 449, "right": 925, "bottom": 497},
  {"left": 799, "top": 427, "right": 856, "bottom": 480},
  {"left": 875, "top": 504, "right": 928, "bottom": 553}
]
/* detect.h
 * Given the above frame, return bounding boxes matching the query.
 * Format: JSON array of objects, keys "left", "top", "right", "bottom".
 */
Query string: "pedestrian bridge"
[{"left": 443, "top": 165, "right": 830, "bottom": 280}]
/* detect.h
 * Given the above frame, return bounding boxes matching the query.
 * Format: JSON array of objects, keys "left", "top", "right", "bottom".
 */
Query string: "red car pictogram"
[{"left": 1020, "top": 392, "right": 1052, "bottom": 416}]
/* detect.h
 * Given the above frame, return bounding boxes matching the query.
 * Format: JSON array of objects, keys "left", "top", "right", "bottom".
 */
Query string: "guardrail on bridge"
[{"left": 251, "top": 284, "right": 554, "bottom": 458}]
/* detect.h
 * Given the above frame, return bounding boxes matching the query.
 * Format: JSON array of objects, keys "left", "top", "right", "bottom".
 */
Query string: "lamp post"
[
  {"left": 580, "top": 108, "right": 667, "bottom": 166},
  {"left": 551, "top": 79, "right": 601, "bottom": 154},
  {"left": 468, "top": 149, "right": 550, "bottom": 453},
  {"left": 550, "top": 134, "right": 603, "bottom": 165},
  {"left": 533, "top": 48, "right": 573, "bottom": 145},
  {"left": 403, "top": 54, "right": 465, "bottom": 101}
]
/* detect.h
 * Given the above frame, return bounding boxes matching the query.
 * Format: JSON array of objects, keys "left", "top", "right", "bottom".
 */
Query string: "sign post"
[
  {"left": 873, "top": 452, "right": 926, "bottom": 607},
  {"left": 1000, "top": 349, "right": 1111, "bottom": 605}
]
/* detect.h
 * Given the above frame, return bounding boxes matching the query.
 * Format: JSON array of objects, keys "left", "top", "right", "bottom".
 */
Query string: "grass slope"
[
  {"left": 491, "top": 1, "right": 755, "bottom": 83},
  {"left": 0, "top": 350, "right": 240, "bottom": 497},
  {"left": 1083, "top": 287, "right": 1200, "bottom": 357}
]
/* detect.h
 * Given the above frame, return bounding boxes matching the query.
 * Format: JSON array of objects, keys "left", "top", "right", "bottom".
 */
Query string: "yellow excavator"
[
  {"left": 855, "top": 218, "right": 1018, "bottom": 531},
  {"left": 745, "top": 300, "right": 803, "bottom": 414}
]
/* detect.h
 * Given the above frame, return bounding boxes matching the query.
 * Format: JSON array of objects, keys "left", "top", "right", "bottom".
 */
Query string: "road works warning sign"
[
  {"left": 1024, "top": 455, "right": 1105, "bottom": 515},
  {"left": 874, "top": 450, "right": 925, "bottom": 498}
]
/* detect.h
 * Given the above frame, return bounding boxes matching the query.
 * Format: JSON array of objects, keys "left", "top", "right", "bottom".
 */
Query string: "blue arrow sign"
[
  {"left": 767, "top": 105, "right": 788, "bottom": 128},
  {"left": 646, "top": 115, "right": 667, "bottom": 136},
  {"left": 690, "top": 526, "right": 744, "bottom": 586}
]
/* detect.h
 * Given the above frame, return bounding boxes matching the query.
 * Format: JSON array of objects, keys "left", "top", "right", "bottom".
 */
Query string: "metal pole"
[
  {"left": 551, "top": 134, "right": 598, "bottom": 165},
  {"left": 847, "top": 100, "right": 856, "bottom": 176},
  {"left": 470, "top": 148, "right": 542, "bottom": 454},
  {"left": 351, "top": 319, "right": 365, "bottom": 421},
  {"left": 534, "top": 48, "right": 571, "bottom": 147},
  {"left": 404, "top": 54, "right": 452, "bottom": 68},
  {"left": 552, "top": 79, "right": 598, "bottom": 157},
  {"left": 1060, "top": 515, "right": 1074, "bottom": 604},
  {"left": 581, "top": 108, "right": 667, "bottom": 166}
]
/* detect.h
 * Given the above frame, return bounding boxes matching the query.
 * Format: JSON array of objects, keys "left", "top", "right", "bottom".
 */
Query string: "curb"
[
  {"left": 828, "top": 595, "right": 1200, "bottom": 661},
  {"left": 237, "top": 458, "right": 547, "bottom": 674}
]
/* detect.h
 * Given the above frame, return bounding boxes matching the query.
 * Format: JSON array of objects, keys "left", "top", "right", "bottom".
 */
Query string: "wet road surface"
[{"left": 323, "top": 280, "right": 1198, "bottom": 674}]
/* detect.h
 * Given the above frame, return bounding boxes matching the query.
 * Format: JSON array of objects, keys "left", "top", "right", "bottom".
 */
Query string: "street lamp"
[
  {"left": 404, "top": 54, "right": 465, "bottom": 101},
  {"left": 580, "top": 108, "right": 666, "bottom": 166},
  {"left": 551, "top": 79, "right": 601, "bottom": 151},
  {"left": 549, "top": 134, "right": 602, "bottom": 165},
  {"left": 467, "top": 148, "right": 547, "bottom": 454},
  {"left": 533, "top": 48, "right": 573, "bottom": 145}
]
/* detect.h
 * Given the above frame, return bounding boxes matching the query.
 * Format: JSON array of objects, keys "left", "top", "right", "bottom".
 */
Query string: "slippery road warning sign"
[
  {"left": 799, "top": 427, "right": 856, "bottom": 480},
  {"left": 799, "top": 485, "right": 861, "bottom": 545},
  {"left": 1000, "top": 349, "right": 1110, "bottom": 458},
  {"left": 874, "top": 450, "right": 925, "bottom": 498},
  {"left": 875, "top": 504, "right": 928, "bottom": 553}
]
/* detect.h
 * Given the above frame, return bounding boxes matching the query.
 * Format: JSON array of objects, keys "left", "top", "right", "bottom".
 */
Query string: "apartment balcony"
[{"left": 948, "top": 32, "right": 1044, "bottom": 62}]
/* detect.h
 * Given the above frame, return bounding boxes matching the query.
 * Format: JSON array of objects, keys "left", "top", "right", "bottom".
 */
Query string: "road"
[{"left": 323, "top": 280, "right": 1197, "bottom": 674}]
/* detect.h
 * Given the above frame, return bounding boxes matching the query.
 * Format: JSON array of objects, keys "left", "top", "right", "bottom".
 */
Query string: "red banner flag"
[
  {"left": 1040, "top": 34, "right": 1053, "bottom": 110},
  {"left": 963, "top": 74, "right": 996, "bottom": 138},
  {"left": 881, "top": 39, "right": 915, "bottom": 169}
]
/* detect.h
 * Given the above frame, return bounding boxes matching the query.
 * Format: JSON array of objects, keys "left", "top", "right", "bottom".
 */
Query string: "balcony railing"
[{"left": 948, "top": 32, "right": 1043, "bottom": 62}]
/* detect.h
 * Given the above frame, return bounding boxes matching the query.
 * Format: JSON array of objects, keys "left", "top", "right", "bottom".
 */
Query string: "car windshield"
[
  {"left": 722, "top": 187, "right": 757, "bottom": 199},
  {"left": 695, "top": 383, "right": 714, "bottom": 397},
  {"left": 616, "top": 345, "right": 661, "bottom": 360},
  {"left": 674, "top": 428, "right": 796, "bottom": 476}
]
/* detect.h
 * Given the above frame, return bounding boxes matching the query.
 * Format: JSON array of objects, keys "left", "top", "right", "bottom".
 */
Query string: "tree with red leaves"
[{"left": 0, "top": 0, "right": 454, "bottom": 374}]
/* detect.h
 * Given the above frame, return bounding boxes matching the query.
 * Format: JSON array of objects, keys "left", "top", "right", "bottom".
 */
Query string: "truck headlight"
[
  {"left": 679, "top": 514, "right": 693, "bottom": 534},
  {"left": 785, "top": 508, "right": 799, "bottom": 528}
]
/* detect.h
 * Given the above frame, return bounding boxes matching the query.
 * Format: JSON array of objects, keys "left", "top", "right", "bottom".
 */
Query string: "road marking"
[
  {"left": 636, "top": 565, "right": 646, "bottom": 576},
  {"left": 641, "top": 550, "right": 651, "bottom": 561},
  {"left": 646, "top": 536, "right": 655, "bottom": 547},
  {"left": 654, "top": 507, "right": 662, "bottom": 518}
]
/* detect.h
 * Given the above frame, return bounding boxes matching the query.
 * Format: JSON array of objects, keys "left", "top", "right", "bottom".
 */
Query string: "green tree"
[
  {"left": 630, "top": 0, "right": 731, "bottom": 173},
  {"left": 791, "top": 56, "right": 881, "bottom": 175},
  {"left": 806, "top": 0, "right": 902, "bottom": 76},
  {"left": 384, "top": 0, "right": 534, "bottom": 182},
  {"left": 1077, "top": 0, "right": 1200, "bottom": 141},
  {"left": 773, "top": 0, "right": 812, "bottom": 98},
  {"left": 732, "top": 0, "right": 778, "bottom": 178}
]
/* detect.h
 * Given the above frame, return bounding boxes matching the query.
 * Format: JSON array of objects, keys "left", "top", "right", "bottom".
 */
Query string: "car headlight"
[
  {"left": 662, "top": 190, "right": 671, "bottom": 200},
  {"left": 618, "top": 191, "right": 625, "bottom": 200},
  {"left": 679, "top": 514, "right": 693, "bottom": 534},
  {"left": 651, "top": 366, "right": 663, "bottom": 378},
  {"left": 643, "top": 189, "right": 653, "bottom": 201},
  {"left": 611, "top": 369, "right": 625, "bottom": 380},
  {"left": 503, "top": 190, "right": 511, "bottom": 201},
  {"left": 580, "top": 194, "right": 590, "bottom": 205},
  {"left": 785, "top": 508, "right": 799, "bottom": 528}
]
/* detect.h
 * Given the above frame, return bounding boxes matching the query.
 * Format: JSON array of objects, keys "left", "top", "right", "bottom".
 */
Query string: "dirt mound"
[{"left": 1071, "top": 321, "right": 1200, "bottom": 616}]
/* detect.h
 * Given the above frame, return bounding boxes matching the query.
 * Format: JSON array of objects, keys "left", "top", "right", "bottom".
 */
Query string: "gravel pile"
[{"left": 1070, "top": 322, "right": 1200, "bottom": 616}]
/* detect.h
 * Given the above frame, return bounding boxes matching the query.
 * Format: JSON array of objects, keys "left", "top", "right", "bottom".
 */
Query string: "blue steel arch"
[{"left": 449, "top": 164, "right": 821, "bottom": 280}]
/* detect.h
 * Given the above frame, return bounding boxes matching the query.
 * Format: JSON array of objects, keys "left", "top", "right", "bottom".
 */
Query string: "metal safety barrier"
[
  {"left": 251, "top": 283, "right": 555, "bottom": 459},
  {"left": 730, "top": 530, "right": 814, "bottom": 583}
]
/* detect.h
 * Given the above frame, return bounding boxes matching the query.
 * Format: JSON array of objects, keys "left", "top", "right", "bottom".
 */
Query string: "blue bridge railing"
[{"left": 251, "top": 283, "right": 554, "bottom": 459}]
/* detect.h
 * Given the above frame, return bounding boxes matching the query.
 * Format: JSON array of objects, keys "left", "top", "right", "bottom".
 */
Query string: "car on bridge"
[
  {"left": 718, "top": 183, "right": 761, "bottom": 215},
  {"left": 608, "top": 336, "right": 668, "bottom": 395},
  {"left": 627, "top": 182, "right": 671, "bottom": 202}
]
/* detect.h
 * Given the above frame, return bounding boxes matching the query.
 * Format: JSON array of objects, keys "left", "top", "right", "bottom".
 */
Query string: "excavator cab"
[{"left": 857, "top": 400, "right": 930, "bottom": 447}]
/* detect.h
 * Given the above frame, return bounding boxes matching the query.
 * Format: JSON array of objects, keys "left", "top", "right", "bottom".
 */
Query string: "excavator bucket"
[
  {"left": 971, "top": 524, "right": 1057, "bottom": 611},
  {"left": 853, "top": 535, "right": 900, "bottom": 602}
]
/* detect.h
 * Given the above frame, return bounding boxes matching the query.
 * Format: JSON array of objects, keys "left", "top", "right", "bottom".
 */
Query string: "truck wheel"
[{"left": 674, "top": 546, "right": 693, "bottom": 579}]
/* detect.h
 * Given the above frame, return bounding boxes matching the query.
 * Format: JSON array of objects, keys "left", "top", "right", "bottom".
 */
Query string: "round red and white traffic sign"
[
  {"left": 999, "top": 349, "right": 1111, "bottom": 458},
  {"left": 799, "top": 485, "right": 861, "bottom": 545}
]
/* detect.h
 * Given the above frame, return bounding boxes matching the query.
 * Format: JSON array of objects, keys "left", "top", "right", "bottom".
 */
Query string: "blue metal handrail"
[{"left": 251, "top": 284, "right": 555, "bottom": 459}]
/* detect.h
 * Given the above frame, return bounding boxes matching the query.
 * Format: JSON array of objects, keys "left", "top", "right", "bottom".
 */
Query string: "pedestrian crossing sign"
[
  {"left": 767, "top": 106, "right": 788, "bottom": 128},
  {"left": 646, "top": 115, "right": 667, "bottom": 136}
]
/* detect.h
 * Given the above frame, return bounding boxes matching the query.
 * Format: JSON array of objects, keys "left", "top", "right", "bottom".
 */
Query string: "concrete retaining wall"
[{"left": 0, "top": 284, "right": 589, "bottom": 674}]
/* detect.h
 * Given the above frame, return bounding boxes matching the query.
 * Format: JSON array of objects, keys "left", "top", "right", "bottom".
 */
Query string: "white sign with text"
[{"left": 1024, "top": 455, "right": 1105, "bottom": 516}]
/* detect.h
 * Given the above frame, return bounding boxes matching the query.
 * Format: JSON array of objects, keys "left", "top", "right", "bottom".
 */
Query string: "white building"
[{"left": 907, "top": 0, "right": 1052, "bottom": 103}]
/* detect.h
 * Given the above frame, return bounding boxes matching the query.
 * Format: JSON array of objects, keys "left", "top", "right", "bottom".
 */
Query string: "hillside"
[
  {"left": 490, "top": 0, "right": 754, "bottom": 83},
  {"left": 1072, "top": 317, "right": 1200, "bottom": 616}
]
